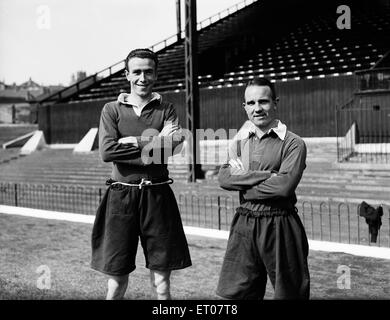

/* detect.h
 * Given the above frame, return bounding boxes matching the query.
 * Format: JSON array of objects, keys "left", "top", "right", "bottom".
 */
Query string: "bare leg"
[
  {"left": 106, "top": 274, "right": 129, "bottom": 300},
  {"left": 150, "top": 270, "right": 172, "bottom": 300}
]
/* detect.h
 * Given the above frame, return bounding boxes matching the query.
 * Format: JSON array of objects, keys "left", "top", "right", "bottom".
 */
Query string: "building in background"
[{"left": 0, "top": 78, "right": 64, "bottom": 124}]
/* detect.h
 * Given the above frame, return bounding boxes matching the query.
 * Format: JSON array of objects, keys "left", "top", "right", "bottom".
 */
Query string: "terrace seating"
[
  {"left": 64, "top": 2, "right": 261, "bottom": 102},
  {"left": 0, "top": 148, "right": 22, "bottom": 165},
  {"left": 41, "top": 1, "right": 389, "bottom": 104},
  {"left": 0, "top": 124, "right": 38, "bottom": 146},
  {"left": 212, "top": 6, "right": 390, "bottom": 86}
]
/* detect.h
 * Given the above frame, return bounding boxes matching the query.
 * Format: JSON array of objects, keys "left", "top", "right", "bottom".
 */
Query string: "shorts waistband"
[
  {"left": 236, "top": 207, "right": 296, "bottom": 218},
  {"left": 106, "top": 177, "right": 173, "bottom": 189}
]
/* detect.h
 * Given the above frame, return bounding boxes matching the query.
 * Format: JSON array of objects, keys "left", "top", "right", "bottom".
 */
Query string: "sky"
[{"left": 0, "top": 0, "right": 241, "bottom": 86}]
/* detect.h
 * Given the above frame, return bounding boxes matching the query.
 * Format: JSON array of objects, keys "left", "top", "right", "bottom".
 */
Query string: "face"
[
  {"left": 243, "top": 85, "right": 278, "bottom": 130},
  {"left": 125, "top": 57, "right": 157, "bottom": 99}
]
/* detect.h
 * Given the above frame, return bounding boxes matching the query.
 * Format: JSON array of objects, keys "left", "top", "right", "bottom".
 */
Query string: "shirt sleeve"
[
  {"left": 218, "top": 164, "right": 273, "bottom": 191},
  {"left": 99, "top": 103, "right": 142, "bottom": 162},
  {"left": 243, "top": 137, "right": 307, "bottom": 200},
  {"left": 164, "top": 102, "right": 184, "bottom": 156},
  {"left": 136, "top": 103, "right": 184, "bottom": 161},
  {"left": 218, "top": 137, "right": 273, "bottom": 191}
]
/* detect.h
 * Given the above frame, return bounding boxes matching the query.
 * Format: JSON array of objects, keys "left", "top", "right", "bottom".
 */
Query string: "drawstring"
[{"left": 107, "top": 178, "right": 173, "bottom": 189}]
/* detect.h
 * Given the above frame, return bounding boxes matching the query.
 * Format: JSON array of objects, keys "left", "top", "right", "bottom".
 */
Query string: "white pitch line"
[
  {"left": 183, "top": 226, "right": 229, "bottom": 239},
  {"left": 1, "top": 205, "right": 389, "bottom": 260},
  {"left": 0, "top": 205, "right": 95, "bottom": 224},
  {"left": 308, "top": 240, "right": 390, "bottom": 260}
]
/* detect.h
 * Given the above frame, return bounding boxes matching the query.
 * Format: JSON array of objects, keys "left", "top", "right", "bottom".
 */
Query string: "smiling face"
[
  {"left": 125, "top": 57, "right": 157, "bottom": 100},
  {"left": 243, "top": 85, "right": 278, "bottom": 131}
]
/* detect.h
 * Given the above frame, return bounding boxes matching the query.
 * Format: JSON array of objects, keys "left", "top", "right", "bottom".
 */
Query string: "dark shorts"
[
  {"left": 216, "top": 207, "right": 310, "bottom": 300},
  {"left": 91, "top": 182, "right": 192, "bottom": 276}
]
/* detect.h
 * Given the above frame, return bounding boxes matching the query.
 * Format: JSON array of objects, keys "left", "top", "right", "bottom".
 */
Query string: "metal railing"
[
  {"left": 1, "top": 181, "right": 389, "bottom": 248},
  {"left": 196, "top": 0, "right": 256, "bottom": 30},
  {"left": 356, "top": 67, "right": 390, "bottom": 91},
  {"left": 38, "top": 0, "right": 258, "bottom": 104},
  {"left": 336, "top": 94, "right": 390, "bottom": 163}
]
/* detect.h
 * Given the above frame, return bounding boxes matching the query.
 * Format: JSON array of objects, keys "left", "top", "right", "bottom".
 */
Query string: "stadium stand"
[
  {"left": 0, "top": 124, "right": 37, "bottom": 163},
  {"left": 0, "top": 143, "right": 389, "bottom": 206},
  {"left": 1, "top": 0, "right": 389, "bottom": 201},
  {"left": 36, "top": 0, "right": 390, "bottom": 104},
  {"left": 0, "top": 124, "right": 38, "bottom": 146},
  {"left": 1, "top": 1, "right": 388, "bottom": 248}
]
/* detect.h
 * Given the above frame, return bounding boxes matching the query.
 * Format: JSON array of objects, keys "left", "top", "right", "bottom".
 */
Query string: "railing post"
[
  {"left": 176, "top": 0, "right": 181, "bottom": 41},
  {"left": 328, "top": 202, "right": 332, "bottom": 241},
  {"left": 14, "top": 184, "right": 18, "bottom": 207},
  {"left": 319, "top": 202, "right": 325, "bottom": 241},
  {"left": 99, "top": 188, "right": 102, "bottom": 203},
  {"left": 335, "top": 105, "right": 339, "bottom": 162},
  {"left": 354, "top": 204, "right": 357, "bottom": 245},
  {"left": 337, "top": 203, "right": 343, "bottom": 243},
  {"left": 388, "top": 208, "right": 390, "bottom": 247},
  {"left": 217, "top": 196, "right": 221, "bottom": 230}
]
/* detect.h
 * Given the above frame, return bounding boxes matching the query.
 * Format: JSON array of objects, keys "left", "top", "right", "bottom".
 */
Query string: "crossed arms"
[
  {"left": 218, "top": 138, "right": 306, "bottom": 200},
  {"left": 99, "top": 104, "right": 184, "bottom": 165}
]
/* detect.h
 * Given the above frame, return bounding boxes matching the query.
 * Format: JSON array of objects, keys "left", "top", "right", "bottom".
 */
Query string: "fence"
[
  {"left": 336, "top": 72, "right": 390, "bottom": 163},
  {"left": 1, "top": 182, "right": 389, "bottom": 248}
]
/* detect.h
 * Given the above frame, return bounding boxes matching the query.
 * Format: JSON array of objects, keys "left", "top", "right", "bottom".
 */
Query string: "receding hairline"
[
  {"left": 245, "top": 77, "right": 277, "bottom": 100},
  {"left": 244, "top": 84, "right": 276, "bottom": 100}
]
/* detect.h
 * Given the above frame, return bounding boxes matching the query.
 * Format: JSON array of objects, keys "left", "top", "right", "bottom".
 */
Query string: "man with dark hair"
[
  {"left": 91, "top": 48, "right": 191, "bottom": 300},
  {"left": 216, "top": 77, "right": 310, "bottom": 300},
  {"left": 125, "top": 48, "right": 159, "bottom": 72}
]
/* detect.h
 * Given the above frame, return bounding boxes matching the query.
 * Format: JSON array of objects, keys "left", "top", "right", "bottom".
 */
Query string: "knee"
[{"left": 108, "top": 274, "right": 128, "bottom": 289}]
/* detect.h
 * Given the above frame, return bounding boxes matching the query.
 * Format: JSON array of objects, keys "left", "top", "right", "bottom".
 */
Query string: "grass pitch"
[{"left": 0, "top": 213, "right": 389, "bottom": 300}]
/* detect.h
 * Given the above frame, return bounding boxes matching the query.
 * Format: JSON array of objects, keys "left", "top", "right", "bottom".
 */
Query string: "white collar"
[
  {"left": 117, "top": 92, "right": 161, "bottom": 108},
  {"left": 236, "top": 120, "right": 287, "bottom": 141}
]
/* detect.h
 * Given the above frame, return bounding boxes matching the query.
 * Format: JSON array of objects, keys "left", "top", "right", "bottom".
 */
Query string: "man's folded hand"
[
  {"left": 159, "top": 124, "right": 181, "bottom": 137},
  {"left": 118, "top": 136, "right": 138, "bottom": 146}
]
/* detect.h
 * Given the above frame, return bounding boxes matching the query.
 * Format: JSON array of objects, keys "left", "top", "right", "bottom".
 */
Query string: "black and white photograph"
[{"left": 0, "top": 0, "right": 389, "bottom": 314}]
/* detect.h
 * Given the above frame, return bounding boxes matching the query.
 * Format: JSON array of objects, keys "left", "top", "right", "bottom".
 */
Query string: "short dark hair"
[
  {"left": 125, "top": 48, "right": 158, "bottom": 71},
  {"left": 246, "top": 77, "right": 277, "bottom": 100}
]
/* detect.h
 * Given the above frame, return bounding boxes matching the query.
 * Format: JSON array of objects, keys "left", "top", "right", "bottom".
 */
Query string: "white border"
[{"left": 0, "top": 205, "right": 389, "bottom": 260}]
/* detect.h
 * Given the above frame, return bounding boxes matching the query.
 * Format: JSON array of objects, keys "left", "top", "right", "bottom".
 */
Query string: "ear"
[
  {"left": 274, "top": 97, "right": 279, "bottom": 109},
  {"left": 242, "top": 102, "right": 246, "bottom": 108},
  {"left": 125, "top": 70, "right": 130, "bottom": 81}
]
